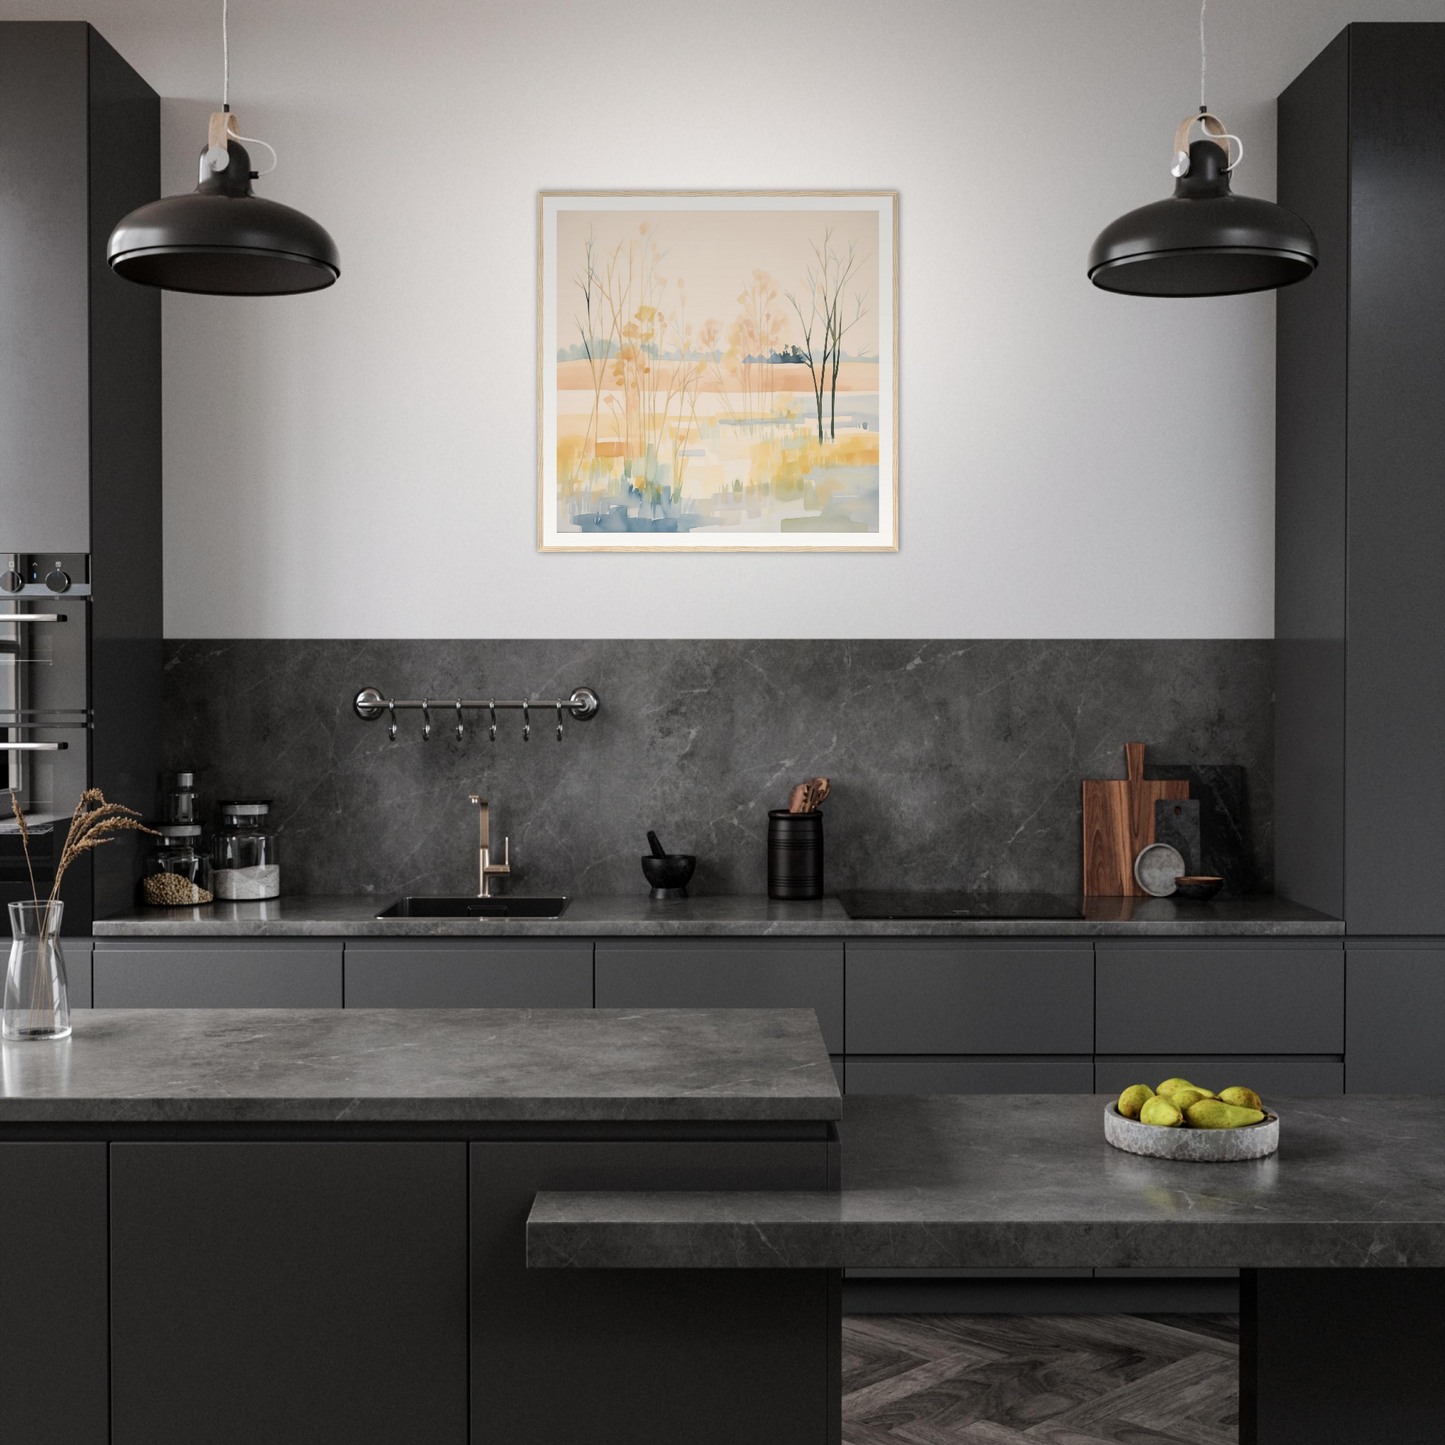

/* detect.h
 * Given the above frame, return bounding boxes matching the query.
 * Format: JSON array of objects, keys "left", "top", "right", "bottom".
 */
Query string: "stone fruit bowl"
[{"left": 1104, "top": 1103, "right": 1279, "bottom": 1161}]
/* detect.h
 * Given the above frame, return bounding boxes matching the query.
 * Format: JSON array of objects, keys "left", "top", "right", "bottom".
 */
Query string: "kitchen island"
[
  {"left": 532, "top": 1092, "right": 1445, "bottom": 1444},
  {"left": 0, "top": 1007, "right": 841, "bottom": 1445}
]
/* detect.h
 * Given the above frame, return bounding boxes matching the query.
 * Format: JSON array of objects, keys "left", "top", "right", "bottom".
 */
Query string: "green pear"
[
  {"left": 1140, "top": 1096, "right": 1185, "bottom": 1127},
  {"left": 1218, "top": 1086, "right": 1264, "bottom": 1112},
  {"left": 1156, "top": 1077, "right": 1196, "bottom": 1096},
  {"left": 1168, "top": 1087, "right": 1212, "bottom": 1111},
  {"left": 1185, "top": 1099, "right": 1266, "bottom": 1129},
  {"left": 1117, "top": 1084, "right": 1154, "bottom": 1119}
]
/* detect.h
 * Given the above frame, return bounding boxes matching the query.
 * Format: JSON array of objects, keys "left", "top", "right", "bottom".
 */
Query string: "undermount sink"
[{"left": 376, "top": 896, "right": 570, "bottom": 919}]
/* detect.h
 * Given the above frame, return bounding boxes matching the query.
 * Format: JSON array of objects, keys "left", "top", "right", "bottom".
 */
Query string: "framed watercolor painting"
[{"left": 538, "top": 191, "right": 897, "bottom": 552}]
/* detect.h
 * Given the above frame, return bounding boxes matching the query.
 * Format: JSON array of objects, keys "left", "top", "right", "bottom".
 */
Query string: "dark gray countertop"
[
  {"left": 91, "top": 893, "right": 1343, "bottom": 938},
  {"left": 528, "top": 1093, "right": 1445, "bottom": 1269},
  {"left": 0, "top": 1008, "right": 840, "bottom": 1124}
]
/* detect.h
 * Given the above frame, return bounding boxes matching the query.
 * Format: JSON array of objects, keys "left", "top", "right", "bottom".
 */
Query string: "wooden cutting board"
[{"left": 1083, "top": 743, "right": 1189, "bottom": 896}]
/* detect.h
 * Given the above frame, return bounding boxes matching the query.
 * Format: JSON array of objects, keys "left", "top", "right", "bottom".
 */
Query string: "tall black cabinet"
[
  {"left": 1277, "top": 23, "right": 1445, "bottom": 1091},
  {"left": 0, "top": 23, "right": 161, "bottom": 929},
  {"left": 1276, "top": 22, "right": 1445, "bottom": 937}
]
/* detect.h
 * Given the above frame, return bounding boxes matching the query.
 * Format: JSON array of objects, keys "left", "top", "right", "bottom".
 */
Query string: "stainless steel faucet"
[{"left": 468, "top": 794, "right": 511, "bottom": 897}]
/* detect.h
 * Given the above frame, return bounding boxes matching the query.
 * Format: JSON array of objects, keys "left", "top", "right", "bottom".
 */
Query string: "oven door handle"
[
  {"left": 0, "top": 614, "right": 66, "bottom": 624},
  {"left": 0, "top": 742, "right": 68, "bottom": 751}
]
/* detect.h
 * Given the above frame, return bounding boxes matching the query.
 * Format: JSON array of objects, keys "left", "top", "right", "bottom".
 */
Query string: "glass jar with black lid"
[{"left": 211, "top": 800, "right": 281, "bottom": 900}]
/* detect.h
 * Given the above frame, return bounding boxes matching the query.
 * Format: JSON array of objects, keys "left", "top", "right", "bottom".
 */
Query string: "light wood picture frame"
[{"left": 538, "top": 191, "right": 898, "bottom": 552}]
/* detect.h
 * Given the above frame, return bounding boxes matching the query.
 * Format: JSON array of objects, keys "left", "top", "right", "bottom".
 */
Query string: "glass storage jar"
[
  {"left": 161, "top": 770, "right": 200, "bottom": 824},
  {"left": 212, "top": 800, "right": 281, "bottom": 900},
  {"left": 141, "top": 825, "right": 215, "bottom": 906}
]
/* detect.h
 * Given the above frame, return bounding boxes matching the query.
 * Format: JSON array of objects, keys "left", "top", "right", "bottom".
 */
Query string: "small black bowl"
[
  {"left": 642, "top": 854, "right": 696, "bottom": 900},
  {"left": 1173, "top": 875, "right": 1225, "bottom": 901}
]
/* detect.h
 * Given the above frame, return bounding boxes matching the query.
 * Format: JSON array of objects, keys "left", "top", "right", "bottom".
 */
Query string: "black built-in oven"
[{"left": 1, "top": 553, "right": 94, "bottom": 929}]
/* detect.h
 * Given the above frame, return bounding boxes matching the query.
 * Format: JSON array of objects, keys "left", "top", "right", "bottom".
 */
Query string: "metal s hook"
[
  {"left": 421, "top": 699, "right": 432, "bottom": 741},
  {"left": 522, "top": 702, "right": 530, "bottom": 743},
  {"left": 488, "top": 701, "right": 497, "bottom": 743},
  {"left": 556, "top": 702, "right": 564, "bottom": 743},
  {"left": 387, "top": 699, "right": 398, "bottom": 742},
  {"left": 455, "top": 700, "right": 465, "bottom": 741}
]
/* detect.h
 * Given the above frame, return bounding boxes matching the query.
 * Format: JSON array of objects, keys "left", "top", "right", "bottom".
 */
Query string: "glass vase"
[{"left": 4, "top": 901, "right": 71, "bottom": 1042}]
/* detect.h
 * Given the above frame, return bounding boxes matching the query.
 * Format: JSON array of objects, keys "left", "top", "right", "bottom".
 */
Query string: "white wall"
[{"left": 6, "top": 0, "right": 1443, "bottom": 638}]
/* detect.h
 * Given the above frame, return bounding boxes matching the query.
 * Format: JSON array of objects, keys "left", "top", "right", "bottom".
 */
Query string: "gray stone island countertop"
[
  {"left": 0, "top": 1008, "right": 840, "bottom": 1125},
  {"left": 528, "top": 1093, "right": 1445, "bottom": 1270},
  {"left": 91, "top": 893, "right": 1343, "bottom": 938}
]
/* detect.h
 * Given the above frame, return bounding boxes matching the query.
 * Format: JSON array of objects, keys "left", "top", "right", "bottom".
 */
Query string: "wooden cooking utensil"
[
  {"left": 788, "top": 783, "right": 808, "bottom": 813},
  {"left": 811, "top": 777, "right": 830, "bottom": 808},
  {"left": 1082, "top": 743, "right": 1189, "bottom": 896}
]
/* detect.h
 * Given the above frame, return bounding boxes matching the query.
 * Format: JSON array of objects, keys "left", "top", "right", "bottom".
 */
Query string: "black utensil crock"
[{"left": 768, "top": 809, "right": 823, "bottom": 900}]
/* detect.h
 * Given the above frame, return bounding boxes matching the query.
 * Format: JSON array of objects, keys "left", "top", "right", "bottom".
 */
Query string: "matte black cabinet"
[
  {"left": 1094, "top": 1057, "right": 1344, "bottom": 1097},
  {"left": 110, "top": 1142, "right": 469, "bottom": 1445},
  {"left": 0, "top": 23, "right": 162, "bottom": 931},
  {"left": 846, "top": 941, "right": 1093, "bottom": 1055},
  {"left": 471, "top": 1139, "right": 834, "bottom": 1445},
  {"left": 62, "top": 938, "right": 93, "bottom": 1008},
  {"left": 845, "top": 939, "right": 1094, "bottom": 1094},
  {"left": 846, "top": 1058, "right": 1094, "bottom": 1095},
  {"left": 595, "top": 940, "right": 844, "bottom": 1053},
  {"left": 94, "top": 940, "right": 343, "bottom": 1007},
  {"left": 1345, "top": 943, "right": 1445, "bottom": 1091},
  {"left": 1277, "top": 24, "right": 1445, "bottom": 935},
  {"left": 0, "top": 1143, "right": 109, "bottom": 1445},
  {"left": 79, "top": 932, "right": 1362, "bottom": 1094},
  {"left": 344, "top": 938, "right": 592, "bottom": 1008},
  {"left": 1095, "top": 943, "right": 1343, "bottom": 1055}
]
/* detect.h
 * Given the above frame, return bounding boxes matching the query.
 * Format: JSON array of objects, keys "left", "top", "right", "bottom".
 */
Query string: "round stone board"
[{"left": 1104, "top": 1103, "right": 1279, "bottom": 1162}]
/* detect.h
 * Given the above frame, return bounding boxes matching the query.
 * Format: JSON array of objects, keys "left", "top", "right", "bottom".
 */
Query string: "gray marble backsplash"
[{"left": 162, "top": 640, "right": 1273, "bottom": 899}]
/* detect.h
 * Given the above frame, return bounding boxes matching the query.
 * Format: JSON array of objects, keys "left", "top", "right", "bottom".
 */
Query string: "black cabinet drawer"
[
  {"left": 1095, "top": 942, "right": 1343, "bottom": 1054},
  {"left": 65, "top": 939, "right": 92, "bottom": 1008},
  {"left": 111, "top": 1142, "right": 467, "bottom": 1445},
  {"left": 1095, "top": 1056, "right": 1344, "bottom": 1096},
  {"left": 0, "top": 1143, "right": 108, "bottom": 1445},
  {"left": 845, "top": 1057, "right": 1094, "bottom": 1095},
  {"left": 594, "top": 940, "right": 843, "bottom": 1053},
  {"left": 846, "top": 941, "right": 1093, "bottom": 1055},
  {"left": 93, "top": 940, "right": 343, "bottom": 1008},
  {"left": 344, "top": 940, "right": 592, "bottom": 1009},
  {"left": 1346, "top": 944, "right": 1445, "bottom": 1091}
]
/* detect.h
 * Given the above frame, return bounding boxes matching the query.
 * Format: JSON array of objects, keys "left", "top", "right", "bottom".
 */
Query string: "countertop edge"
[{"left": 90, "top": 894, "right": 1346, "bottom": 939}]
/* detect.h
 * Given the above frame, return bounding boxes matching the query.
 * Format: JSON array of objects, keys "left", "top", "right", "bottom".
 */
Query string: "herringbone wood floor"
[{"left": 842, "top": 1313, "right": 1239, "bottom": 1444}]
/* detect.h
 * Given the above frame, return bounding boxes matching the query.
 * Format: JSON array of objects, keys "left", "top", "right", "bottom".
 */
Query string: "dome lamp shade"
[
  {"left": 107, "top": 111, "right": 339, "bottom": 296},
  {"left": 1088, "top": 112, "right": 1317, "bottom": 298}
]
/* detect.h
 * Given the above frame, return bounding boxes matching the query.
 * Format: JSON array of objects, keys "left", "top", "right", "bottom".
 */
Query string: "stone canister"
[{"left": 767, "top": 810, "right": 823, "bottom": 901}]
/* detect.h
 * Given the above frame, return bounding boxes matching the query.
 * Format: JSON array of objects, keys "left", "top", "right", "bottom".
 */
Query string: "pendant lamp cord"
[
  {"left": 1199, "top": 0, "right": 1207, "bottom": 110},
  {"left": 215, "top": 0, "right": 278, "bottom": 175}
]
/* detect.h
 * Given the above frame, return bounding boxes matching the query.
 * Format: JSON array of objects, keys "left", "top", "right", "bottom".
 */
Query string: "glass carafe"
[{"left": 3, "top": 901, "right": 71, "bottom": 1041}]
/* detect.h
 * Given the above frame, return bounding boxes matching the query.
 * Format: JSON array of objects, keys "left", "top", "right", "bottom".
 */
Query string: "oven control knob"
[
  {"left": 0, "top": 570, "right": 22, "bottom": 593},
  {"left": 44, "top": 569, "right": 70, "bottom": 594}
]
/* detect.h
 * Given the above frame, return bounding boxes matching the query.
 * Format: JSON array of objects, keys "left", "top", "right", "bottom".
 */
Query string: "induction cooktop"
[{"left": 836, "top": 891, "right": 1085, "bottom": 920}]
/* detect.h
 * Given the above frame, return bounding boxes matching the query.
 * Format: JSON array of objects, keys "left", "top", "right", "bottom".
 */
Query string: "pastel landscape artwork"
[{"left": 539, "top": 194, "right": 896, "bottom": 550}]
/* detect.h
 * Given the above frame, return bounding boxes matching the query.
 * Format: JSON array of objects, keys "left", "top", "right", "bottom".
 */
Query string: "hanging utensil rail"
[{"left": 353, "top": 685, "right": 600, "bottom": 743}]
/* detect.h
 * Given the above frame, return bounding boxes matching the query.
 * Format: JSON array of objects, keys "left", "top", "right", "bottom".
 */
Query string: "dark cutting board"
[
  {"left": 1145, "top": 763, "right": 1258, "bottom": 896},
  {"left": 1154, "top": 797, "right": 1202, "bottom": 875},
  {"left": 1082, "top": 743, "right": 1189, "bottom": 896}
]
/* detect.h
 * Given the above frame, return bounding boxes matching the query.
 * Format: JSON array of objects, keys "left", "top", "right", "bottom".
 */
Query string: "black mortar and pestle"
[{"left": 642, "top": 830, "right": 696, "bottom": 900}]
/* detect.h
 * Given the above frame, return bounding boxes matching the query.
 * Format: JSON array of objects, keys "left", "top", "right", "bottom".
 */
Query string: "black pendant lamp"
[
  {"left": 1087, "top": 2, "right": 1316, "bottom": 297},
  {"left": 107, "top": 2, "right": 338, "bottom": 296}
]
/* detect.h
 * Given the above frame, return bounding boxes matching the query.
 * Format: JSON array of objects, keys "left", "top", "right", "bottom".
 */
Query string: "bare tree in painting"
[
  {"left": 784, "top": 227, "right": 836, "bottom": 445},
  {"left": 822, "top": 238, "right": 869, "bottom": 440},
  {"left": 571, "top": 226, "right": 611, "bottom": 470}
]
